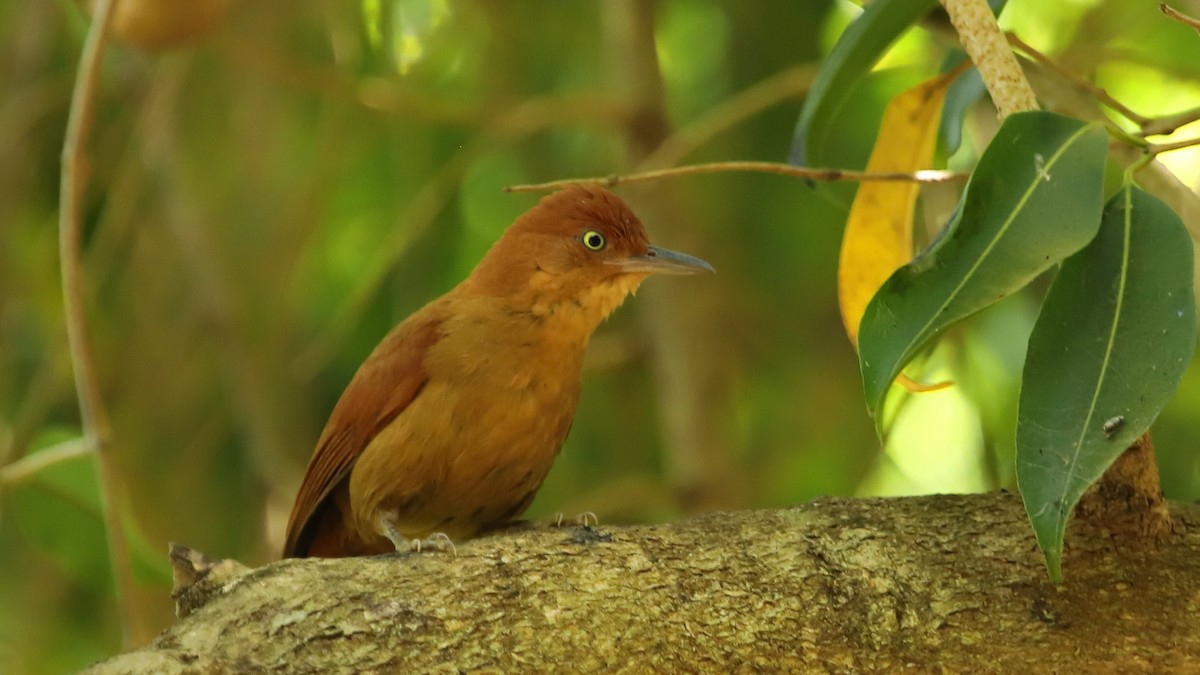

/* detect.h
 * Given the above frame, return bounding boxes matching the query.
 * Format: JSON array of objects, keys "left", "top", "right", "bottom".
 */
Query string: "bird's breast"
[{"left": 348, "top": 317, "right": 584, "bottom": 542}]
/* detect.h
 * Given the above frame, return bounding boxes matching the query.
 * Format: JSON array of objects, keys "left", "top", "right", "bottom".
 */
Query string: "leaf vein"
[
  {"left": 1060, "top": 183, "right": 1132, "bottom": 515},
  {"left": 903, "top": 123, "right": 1096, "bottom": 381}
]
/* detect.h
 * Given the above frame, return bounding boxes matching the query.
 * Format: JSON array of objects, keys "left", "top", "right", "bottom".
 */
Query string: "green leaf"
[
  {"left": 938, "top": 53, "right": 985, "bottom": 157},
  {"left": 8, "top": 434, "right": 112, "bottom": 591},
  {"left": 858, "top": 112, "right": 1108, "bottom": 420},
  {"left": 1016, "top": 185, "right": 1196, "bottom": 582},
  {"left": 7, "top": 433, "right": 172, "bottom": 590},
  {"left": 789, "top": 0, "right": 938, "bottom": 166}
]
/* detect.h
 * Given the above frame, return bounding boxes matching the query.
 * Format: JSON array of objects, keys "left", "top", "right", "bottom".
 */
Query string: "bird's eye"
[{"left": 581, "top": 230, "right": 607, "bottom": 251}]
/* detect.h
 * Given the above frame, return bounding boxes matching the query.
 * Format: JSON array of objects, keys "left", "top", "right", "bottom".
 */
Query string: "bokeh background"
[{"left": 3, "top": 0, "right": 1200, "bottom": 672}]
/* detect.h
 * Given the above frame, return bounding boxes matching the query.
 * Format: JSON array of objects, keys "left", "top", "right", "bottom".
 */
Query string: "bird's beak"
[{"left": 606, "top": 245, "right": 715, "bottom": 275}]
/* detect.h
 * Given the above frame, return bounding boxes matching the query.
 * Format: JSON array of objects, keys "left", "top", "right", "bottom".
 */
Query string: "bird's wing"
[{"left": 282, "top": 312, "right": 446, "bottom": 558}]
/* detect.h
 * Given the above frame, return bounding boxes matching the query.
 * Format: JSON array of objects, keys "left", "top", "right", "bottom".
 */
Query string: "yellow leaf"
[
  {"left": 896, "top": 372, "right": 952, "bottom": 393},
  {"left": 839, "top": 68, "right": 962, "bottom": 348}
]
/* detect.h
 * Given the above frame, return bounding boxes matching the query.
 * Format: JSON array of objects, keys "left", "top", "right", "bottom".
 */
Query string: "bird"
[{"left": 282, "top": 185, "right": 713, "bottom": 558}]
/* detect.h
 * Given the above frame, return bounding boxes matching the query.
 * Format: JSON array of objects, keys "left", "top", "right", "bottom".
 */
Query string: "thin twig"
[
  {"left": 0, "top": 438, "right": 94, "bottom": 486},
  {"left": 59, "top": 0, "right": 145, "bottom": 647},
  {"left": 1150, "top": 136, "right": 1200, "bottom": 155},
  {"left": 1141, "top": 105, "right": 1200, "bottom": 136},
  {"left": 1161, "top": 3, "right": 1200, "bottom": 33},
  {"left": 1006, "top": 33, "right": 1151, "bottom": 127},
  {"left": 504, "top": 161, "right": 966, "bottom": 193},
  {"left": 1008, "top": 32, "right": 1200, "bottom": 138}
]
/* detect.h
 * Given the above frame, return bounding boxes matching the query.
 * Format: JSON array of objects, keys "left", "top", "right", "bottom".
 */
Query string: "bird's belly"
[{"left": 348, "top": 372, "right": 576, "bottom": 543}]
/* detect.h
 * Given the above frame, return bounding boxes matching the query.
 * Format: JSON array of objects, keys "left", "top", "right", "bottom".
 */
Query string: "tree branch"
[
  {"left": 940, "top": 0, "right": 1038, "bottom": 117},
  {"left": 84, "top": 494, "right": 1200, "bottom": 673}
]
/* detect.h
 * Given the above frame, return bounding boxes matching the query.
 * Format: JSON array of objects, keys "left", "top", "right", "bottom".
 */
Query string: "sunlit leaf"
[
  {"left": 839, "top": 70, "right": 959, "bottom": 348},
  {"left": 790, "top": 0, "right": 938, "bottom": 166},
  {"left": 1016, "top": 184, "right": 1196, "bottom": 582},
  {"left": 858, "top": 112, "right": 1108, "bottom": 421}
]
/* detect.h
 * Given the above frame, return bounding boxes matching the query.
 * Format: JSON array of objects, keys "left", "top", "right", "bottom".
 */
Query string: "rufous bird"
[{"left": 283, "top": 185, "right": 713, "bottom": 558}]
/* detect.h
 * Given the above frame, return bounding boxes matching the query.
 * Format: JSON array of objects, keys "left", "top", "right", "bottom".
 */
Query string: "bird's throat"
[{"left": 526, "top": 271, "right": 648, "bottom": 344}]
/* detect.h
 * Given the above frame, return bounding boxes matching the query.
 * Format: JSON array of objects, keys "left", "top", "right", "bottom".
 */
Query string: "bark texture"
[
  {"left": 1077, "top": 433, "right": 1174, "bottom": 541},
  {"left": 939, "top": 0, "right": 1038, "bottom": 118},
  {"left": 86, "top": 493, "right": 1200, "bottom": 673}
]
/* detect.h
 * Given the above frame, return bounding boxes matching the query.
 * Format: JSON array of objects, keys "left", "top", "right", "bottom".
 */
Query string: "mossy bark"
[{"left": 86, "top": 493, "right": 1200, "bottom": 673}]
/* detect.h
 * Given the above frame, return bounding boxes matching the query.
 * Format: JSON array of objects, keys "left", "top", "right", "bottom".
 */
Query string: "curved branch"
[
  {"left": 59, "top": 0, "right": 146, "bottom": 647},
  {"left": 84, "top": 494, "right": 1200, "bottom": 673}
]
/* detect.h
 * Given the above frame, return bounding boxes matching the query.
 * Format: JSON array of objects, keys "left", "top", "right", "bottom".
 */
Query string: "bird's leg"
[
  {"left": 378, "top": 514, "right": 457, "bottom": 556},
  {"left": 378, "top": 513, "right": 410, "bottom": 550}
]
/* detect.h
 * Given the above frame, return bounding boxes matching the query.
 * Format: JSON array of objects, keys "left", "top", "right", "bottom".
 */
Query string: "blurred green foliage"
[{"left": 1, "top": 0, "right": 1199, "bottom": 672}]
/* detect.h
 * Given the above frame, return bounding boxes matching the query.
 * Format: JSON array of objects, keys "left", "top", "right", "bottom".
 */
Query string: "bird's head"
[{"left": 465, "top": 185, "right": 712, "bottom": 332}]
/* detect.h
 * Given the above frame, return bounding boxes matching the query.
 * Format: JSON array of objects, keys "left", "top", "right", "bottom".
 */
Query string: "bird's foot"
[
  {"left": 478, "top": 512, "right": 599, "bottom": 537},
  {"left": 553, "top": 511, "right": 598, "bottom": 528},
  {"left": 551, "top": 512, "right": 611, "bottom": 545},
  {"left": 379, "top": 514, "right": 457, "bottom": 556},
  {"left": 410, "top": 532, "right": 457, "bottom": 556}
]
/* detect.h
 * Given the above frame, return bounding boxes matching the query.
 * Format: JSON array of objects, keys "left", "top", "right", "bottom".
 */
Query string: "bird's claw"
[
  {"left": 380, "top": 514, "right": 457, "bottom": 557},
  {"left": 410, "top": 532, "right": 457, "bottom": 557},
  {"left": 553, "top": 511, "right": 598, "bottom": 528}
]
